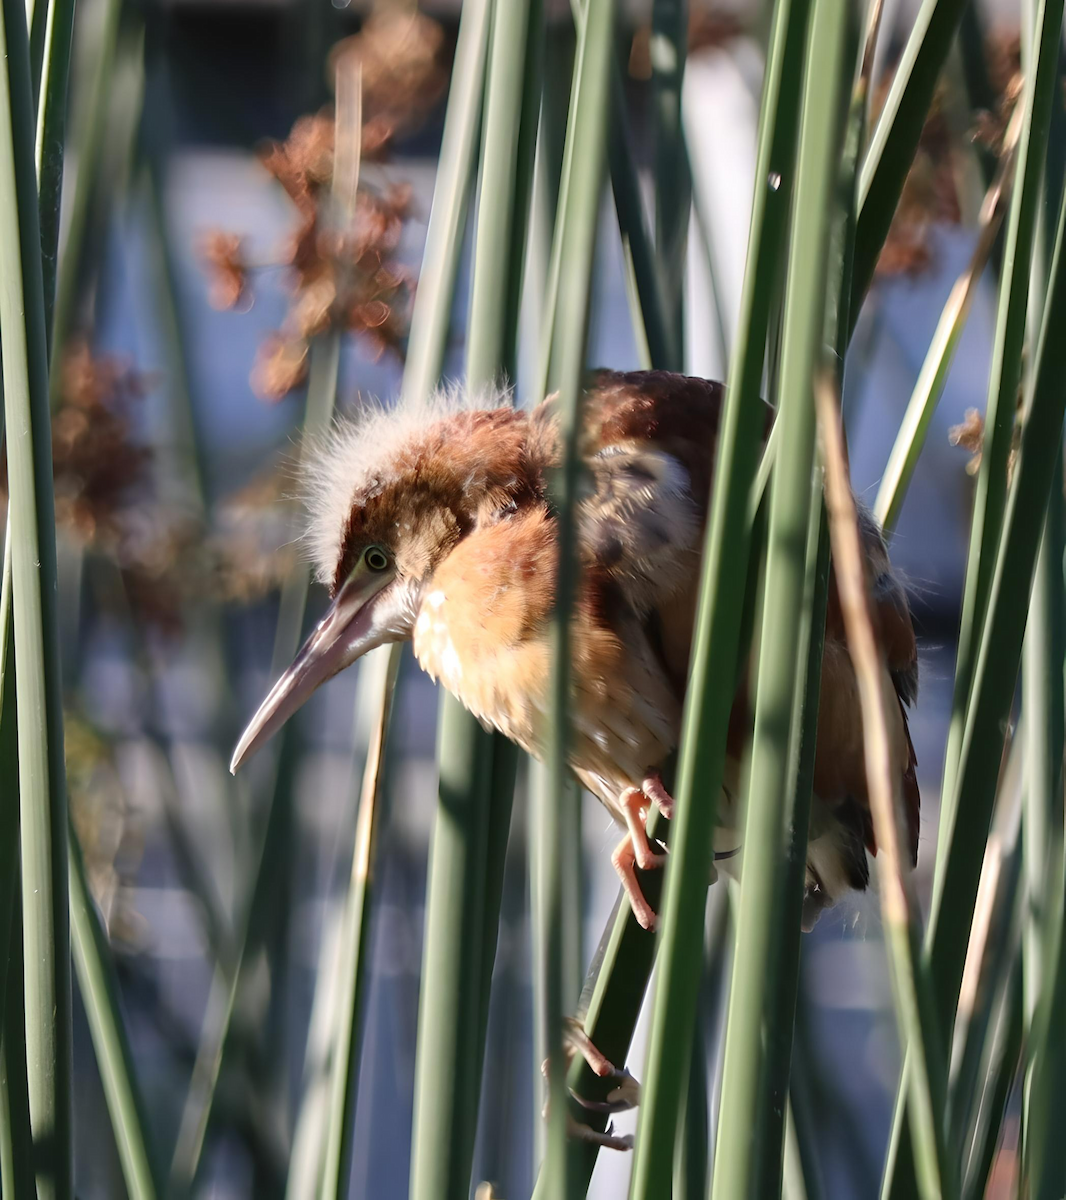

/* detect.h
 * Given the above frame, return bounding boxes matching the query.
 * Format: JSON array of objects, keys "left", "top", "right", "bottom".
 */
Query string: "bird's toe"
[{"left": 641, "top": 772, "right": 675, "bottom": 819}]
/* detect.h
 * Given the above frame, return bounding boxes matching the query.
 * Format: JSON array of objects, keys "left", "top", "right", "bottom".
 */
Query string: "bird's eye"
[{"left": 364, "top": 546, "right": 390, "bottom": 572}]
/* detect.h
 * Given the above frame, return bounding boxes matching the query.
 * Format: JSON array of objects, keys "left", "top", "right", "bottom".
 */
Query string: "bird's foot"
[
  {"left": 612, "top": 835, "right": 659, "bottom": 930},
  {"left": 562, "top": 1018, "right": 641, "bottom": 1112},
  {"left": 541, "top": 1019, "right": 640, "bottom": 1152},
  {"left": 641, "top": 772, "right": 675, "bottom": 819},
  {"left": 613, "top": 783, "right": 671, "bottom": 929}
]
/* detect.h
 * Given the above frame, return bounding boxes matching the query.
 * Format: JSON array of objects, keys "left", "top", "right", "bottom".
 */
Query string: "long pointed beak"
[{"left": 230, "top": 574, "right": 394, "bottom": 774}]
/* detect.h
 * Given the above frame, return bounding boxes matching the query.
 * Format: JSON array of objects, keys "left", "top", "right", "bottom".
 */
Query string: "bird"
[{"left": 230, "top": 368, "right": 920, "bottom": 936}]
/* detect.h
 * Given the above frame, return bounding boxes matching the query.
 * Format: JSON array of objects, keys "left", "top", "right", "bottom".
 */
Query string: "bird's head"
[{"left": 230, "top": 385, "right": 543, "bottom": 772}]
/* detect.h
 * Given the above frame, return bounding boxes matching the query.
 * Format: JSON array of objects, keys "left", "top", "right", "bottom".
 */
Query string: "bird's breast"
[{"left": 411, "top": 511, "right": 683, "bottom": 795}]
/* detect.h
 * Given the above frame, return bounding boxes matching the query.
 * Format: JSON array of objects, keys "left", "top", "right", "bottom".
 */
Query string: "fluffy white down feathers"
[{"left": 300, "top": 381, "right": 513, "bottom": 584}]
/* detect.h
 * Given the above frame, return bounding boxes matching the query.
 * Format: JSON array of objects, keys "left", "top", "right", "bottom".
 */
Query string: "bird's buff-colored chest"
[{"left": 411, "top": 508, "right": 680, "bottom": 811}]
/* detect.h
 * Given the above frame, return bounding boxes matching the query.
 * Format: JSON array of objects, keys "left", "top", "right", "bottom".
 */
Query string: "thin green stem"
[
  {"left": 874, "top": 117, "right": 1020, "bottom": 534},
  {"left": 69, "top": 825, "right": 161, "bottom": 1200},
  {"left": 850, "top": 0, "right": 968, "bottom": 328},
  {"left": 961, "top": 964, "right": 1023, "bottom": 1200},
  {"left": 537, "top": 1, "right": 614, "bottom": 1195},
  {"left": 819, "top": 375, "right": 953, "bottom": 1200},
  {"left": 884, "top": 137, "right": 1066, "bottom": 1200},
  {"left": 47, "top": 0, "right": 121, "bottom": 377},
  {"left": 0, "top": 526, "right": 16, "bottom": 1042},
  {"left": 704, "top": 10, "right": 854, "bottom": 1197},
  {"left": 318, "top": 647, "right": 401, "bottom": 1200},
  {"left": 651, "top": 0, "right": 689, "bottom": 354},
  {"left": 409, "top": 1, "right": 535, "bottom": 1195},
  {"left": 1, "top": 910, "right": 35, "bottom": 1200},
  {"left": 0, "top": 0, "right": 72, "bottom": 1191},
  {"left": 32, "top": 0, "right": 75, "bottom": 352},
  {"left": 936, "top": 0, "right": 1064, "bottom": 852},
  {"left": 608, "top": 64, "right": 676, "bottom": 371},
  {"left": 756, "top": 485, "right": 828, "bottom": 1200},
  {"left": 627, "top": 0, "right": 810, "bottom": 1189}
]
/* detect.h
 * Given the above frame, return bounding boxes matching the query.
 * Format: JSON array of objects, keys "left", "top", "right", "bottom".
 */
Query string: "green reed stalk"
[
  {"left": 883, "top": 146, "right": 1066, "bottom": 1200},
  {"left": 536, "top": 1, "right": 614, "bottom": 1196},
  {"left": 849, "top": 0, "right": 967, "bottom": 327},
  {"left": 529, "top": 852, "right": 668, "bottom": 1198},
  {"left": 819, "top": 374, "right": 953, "bottom": 1200},
  {"left": 672, "top": 1018, "right": 708, "bottom": 1198},
  {"left": 47, "top": 0, "right": 122, "bottom": 381},
  {"left": 757, "top": 6, "right": 877, "bottom": 1176},
  {"left": 946, "top": 742, "right": 1023, "bottom": 1161},
  {"left": 652, "top": 0, "right": 690, "bottom": 350},
  {"left": 937, "top": 0, "right": 1064, "bottom": 845},
  {"left": 69, "top": 826, "right": 161, "bottom": 1200},
  {"left": 1024, "top": 862, "right": 1066, "bottom": 1197},
  {"left": 756, "top": 481, "right": 827, "bottom": 1200},
  {"left": 31, "top": 0, "right": 74, "bottom": 350},
  {"left": 1021, "top": 445, "right": 1066, "bottom": 1193},
  {"left": 0, "top": 0, "right": 72, "bottom": 1192},
  {"left": 409, "top": 0, "right": 538, "bottom": 1193},
  {"left": 397, "top": 3, "right": 513, "bottom": 1198},
  {"left": 167, "top": 354, "right": 339, "bottom": 1200},
  {"left": 287, "top": 42, "right": 467, "bottom": 1180},
  {"left": 626, "top": 0, "right": 811, "bottom": 1191},
  {"left": 1, "top": 903, "right": 35, "bottom": 1199},
  {"left": 0, "top": 528, "right": 16, "bottom": 1043},
  {"left": 1022, "top": 453, "right": 1065, "bottom": 1022},
  {"left": 962, "top": 964, "right": 1022, "bottom": 1200},
  {"left": 874, "top": 123, "right": 1018, "bottom": 535},
  {"left": 608, "top": 65, "right": 675, "bottom": 371},
  {"left": 319, "top": 647, "right": 401, "bottom": 1200},
  {"left": 704, "top": 9, "right": 853, "bottom": 1199},
  {"left": 399, "top": 0, "right": 492, "bottom": 415}
]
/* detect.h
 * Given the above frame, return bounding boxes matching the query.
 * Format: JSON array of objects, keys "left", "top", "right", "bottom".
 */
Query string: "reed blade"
[{"left": 0, "top": 0, "right": 73, "bottom": 1190}]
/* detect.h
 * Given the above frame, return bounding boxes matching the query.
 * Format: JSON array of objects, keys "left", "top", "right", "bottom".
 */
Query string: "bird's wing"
[
  {"left": 824, "top": 505, "right": 921, "bottom": 865},
  {"left": 859, "top": 504, "right": 921, "bottom": 864},
  {"left": 533, "top": 370, "right": 769, "bottom": 619},
  {"left": 577, "top": 440, "right": 703, "bottom": 615}
]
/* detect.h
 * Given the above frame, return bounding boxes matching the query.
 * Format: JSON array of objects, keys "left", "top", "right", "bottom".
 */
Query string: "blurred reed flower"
[
  {"left": 0, "top": 340, "right": 153, "bottom": 545},
  {"left": 876, "top": 33, "right": 1023, "bottom": 279},
  {"left": 198, "top": 230, "right": 251, "bottom": 311},
  {"left": 949, "top": 407, "right": 986, "bottom": 474},
  {"left": 949, "top": 382, "right": 1022, "bottom": 483},
  {"left": 245, "top": 165, "right": 414, "bottom": 401},
  {"left": 328, "top": 9, "right": 448, "bottom": 155},
  {"left": 198, "top": 13, "right": 448, "bottom": 403},
  {"left": 0, "top": 339, "right": 290, "bottom": 628},
  {"left": 875, "top": 82, "right": 963, "bottom": 277},
  {"left": 51, "top": 341, "right": 153, "bottom": 543}
]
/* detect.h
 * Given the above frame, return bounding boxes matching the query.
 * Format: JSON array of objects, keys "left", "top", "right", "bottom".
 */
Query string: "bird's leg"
[
  {"left": 542, "top": 1018, "right": 640, "bottom": 1152},
  {"left": 618, "top": 786, "right": 668, "bottom": 868},
  {"left": 613, "top": 785, "right": 668, "bottom": 930}
]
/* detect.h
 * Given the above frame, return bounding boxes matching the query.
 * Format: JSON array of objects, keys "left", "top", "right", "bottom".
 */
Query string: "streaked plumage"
[{"left": 233, "top": 369, "right": 920, "bottom": 931}]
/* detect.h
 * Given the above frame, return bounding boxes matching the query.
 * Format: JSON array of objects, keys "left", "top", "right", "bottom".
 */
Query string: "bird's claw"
[
  {"left": 567, "top": 1115, "right": 634, "bottom": 1152},
  {"left": 541, "top": 1019, "right": 641, "bottom": 1150},
  {"left": 612, "top": 836, "right": 659, "bottom": 930},
  {"left": 614, "top": 781, "right": 677, "bottom": 929},
  {"left": 560, "top": 1018, "right": 641, "bottom": 1110}
]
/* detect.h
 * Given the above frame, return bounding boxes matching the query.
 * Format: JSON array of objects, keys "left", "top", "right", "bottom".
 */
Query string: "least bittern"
[{"left": 231, "top": 369, "right": 920, "bottom": 932}]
